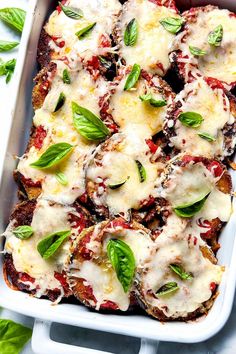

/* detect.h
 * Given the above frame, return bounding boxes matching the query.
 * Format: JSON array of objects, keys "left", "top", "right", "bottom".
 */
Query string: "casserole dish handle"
[{"left": 32, "top": 319, "right": 159, "bottom": 354}]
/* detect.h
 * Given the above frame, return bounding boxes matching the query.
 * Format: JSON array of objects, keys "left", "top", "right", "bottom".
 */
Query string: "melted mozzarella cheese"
[
  {"left": 45, "top": 0, "right": 121, "bottom": 63},
  {"left": 169, "top": 78, "right": 235, "bottom": 158},
  {"left": 17, "top": 63, "right": 107, "bottom": 204},
  {"left": 4, "top": 199, "right": 77, "bottom": 299},
  {"left": 174, "top": 8, "right": 236, "bottom": 85},
  {"left": 118, "top": 0, "right": 179, "bottom": 75}
]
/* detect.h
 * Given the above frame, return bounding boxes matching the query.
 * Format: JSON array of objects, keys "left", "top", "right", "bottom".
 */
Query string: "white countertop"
[{"left": 0, "top": 0, "right": 236, "bottom": 353}]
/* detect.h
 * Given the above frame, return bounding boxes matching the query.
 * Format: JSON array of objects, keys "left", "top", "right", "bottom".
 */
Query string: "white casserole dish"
[{"left": 0, "top": 0, "right": 236, "bottom": 353}]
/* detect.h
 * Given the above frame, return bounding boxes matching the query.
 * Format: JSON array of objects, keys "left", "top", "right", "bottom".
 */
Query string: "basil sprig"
[
  {"left": 55, "top": 172, "right": 68, "bottom": 186},
  {"left": 208, "top": 24, "right": 223, "bottom": 47},
  {"left": 62, "top": 69, "right": 71, "bottom": 84},
  {"left": 0, "top": 319, "right": 32, "bottom": 354},
  {"left": 189, "top": 45, "right": 206, "bottom": 56},
  {"left": 54, "top": 92, "right": 66, "bottom": 112},
  {"left": 159, "top": 17, "right": 184, "bottom": 34},
  {"left": 169, "top": 264, "right": 193, "bottom": 280},
  {"left": 124, "top": 18, "right": 138, "bottom": 46},
  {"left": 13, "top": 225, "right": 34, "bottom": 240},
  {"left": 0, "top": 8, "right": 26, "bottom": 32},
  {"left": 198, "top": 132, "right": 216, "bottom": 142},
  {"left": 59, "top": 2, "right": 83, "bottom": 20},
  {"left": 135, "top": 160, "right": 146, "bottom": 183},
  {"left": 72, "top": 102, "right": 110, "bottom": 141},
  {"left": 139, "top": 93, "right": 167, "bottom": 108},
  {"left": 0, "top": 40, "right": 19, "bottom": 52},
  {"left": 108, "top": 176, "right": 129, "bottom": 190},
  {"left": 174, "top": 193, "right": 210, "bottom": 218},
  {"left": 156, "top": 282, "right": 179, "bottom": 296},
  {"left": 30, "top": 142, "right": 73, "bottom": 169},
  {"left": 75, "top": 23, "right": 96, "bottom": 39},
  {"left": 107, "top": 239, "right": 135, "bottom": 293},
  {"left": 0, "top": 58, "right": 16, "bottom": 83},
  {"left": 178, "top": 111, "right": 204, "bottom": 128},
  {"left": 37, "top": 230, "right": 70, "bottom": 259},
  {"left": 124, "top": 64, "right": 141, "bottom": 91}
]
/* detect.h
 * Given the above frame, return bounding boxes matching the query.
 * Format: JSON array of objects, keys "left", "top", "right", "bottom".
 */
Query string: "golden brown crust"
[{"left": 37, "top": 28, "right": 53, "bottom": 68}]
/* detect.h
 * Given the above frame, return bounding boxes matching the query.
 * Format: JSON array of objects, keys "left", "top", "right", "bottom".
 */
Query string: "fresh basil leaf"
[
  {"left": 159, "top": 17, "right": 184, "bottom": 34},
  {"left": 0, "top": 319, "right": 32, "bottom": 354},
  {"left": 139, "top": 93, "right": 167, "bottom": 108},
  {"left": 0, "top": 40, "right": 19, "bottom": 52},
  {"left": 72, "top": 102, "right": 110, "bottom": 140},
  {"left": 124, "top": 18, "right": 138, "bottom": 46},
  {"left": 189, "top": 45, "right": 206, "bottom": 56},
  {"left": 55, "top": 171, "right": 68, "bottom": 186},
  {"left": 5, "top": 70, "right": 12, "bottom": 83},
  {"left": 59, "top": 2, "right": 83, "bottom": 19},
  {"left": 135, "top": 160, "right": 146, "bottom": 183},
  {"left": 0, "top": 58, "right": 16, "bottom": 83},
  {"left": 30, "top": 142, "right": 73, "bottom": 169},
  {"left": 37, "top": 230, "right": 70, "bottom": 259},
  {"left": 108, "top": 176, "right": 129, "bottom": 190},
  {"left": 5, "top": 58, "right": 16, "bottom": 71},
  {"left": 12, "top": 225, "right": 34, "bottom": 240},
  {"left": 174, "top": 193, "right": 210, "bottom": 218},
  {"left": 75, "top": 23, "right": 96, "bottom": 39},
  {"left": 0, "top": 8, "right": 26, "bottom": 32},
  {"left": 169, "top": 264, "right": 193, "bottom": 280},
  {"left": 62, "top": 69, "right": 71, "bottom": 84},
  {"left": 54, "top": 92, "right": 66, "bottom": 112},
  {"left": 156, "top": 282, "right": 179, "bottom": 296},
  {"left": 98, "top": 56, "right": 110, "bottom": 69},
  {"left": 178, "top": 111, "right": 204, "bottom": 128},
  {"left": 208, "top": 24, "right": 223, "bottom": 47},
  {"left": 124, "top": 63, "right": 141, "bottom": 91},
  {"left": 198, "top": 132, "right": 216, "bottom": 142},
  {"left": 107, "top": 239, "right": 135, "bottom": 293}
]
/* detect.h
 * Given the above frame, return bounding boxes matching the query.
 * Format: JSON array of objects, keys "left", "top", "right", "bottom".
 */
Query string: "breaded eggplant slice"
[
  {"left": 136, "top": 214, "right": 224, "bottom": 321},
  {"left": 86, "top": 132, "right": 165, "bottom": 218},
  {"left": 3, "top": 199, "right": 93, "bottom": 302},
  {"left": 17, "top": 63, "right": 114, "bottom": 204},
  {"left": 67, "top": 217, "right": 154, "bottom": 311},
  {"left": 108, "top": 66, "right": 174, "bottom": 136},
  {"left": 39, "top": 0, "right": 121, "bottom": 72},
  {"left": 170, "top": 5, "right": 236, "bottom": 89},
  {"left": 114, "top": 0, "right": 179, "bottom": 75},
  {"left": 164, "top": 77, "right": 236, "bottom": 159},
  {"left": 156, "top": 154, "right": 232, "bottom": 252}
]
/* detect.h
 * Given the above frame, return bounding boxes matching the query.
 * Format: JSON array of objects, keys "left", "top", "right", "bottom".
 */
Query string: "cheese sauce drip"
[
  {"left": 173, "top": 7, "right": 236, "bottom": 85},
  {"left": 17, "top": 62, "right": 108, "bottom": 204},
  {"left": 118, "top": 0, "right": 179, "bottom": 75},
  {"left": 168, "top": 78, "right": 235, "bottom": 158}
]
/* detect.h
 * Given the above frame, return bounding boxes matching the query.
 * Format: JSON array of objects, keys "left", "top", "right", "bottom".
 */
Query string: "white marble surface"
[{"left": 1, "top": 1, "right": 236, "bottom": 353}]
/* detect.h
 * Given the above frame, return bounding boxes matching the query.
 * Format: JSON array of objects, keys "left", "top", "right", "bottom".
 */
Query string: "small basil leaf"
[
  {"left": 6, "top": 70, "right": 12, "bottom": 83},
  {"left": 0, "top": 58, "right": 16, "bottom": 83},
  {"left": 189, "top": 45, "right": 206, "bottom": 56},
  {"left": 5, "top": 58, "right": 16, "bottom": 71},
  {"left": 30, "top": 142, "right": 73, "bottom": 169},
  {"left": 107, "top": 239, "right": 135, "bottom": 293},
  {"left": 37, "top": 230, "right": 70, "bottom": 259},
  {"left": 54, "top": 92, "right": 66, "bottom": 112},
  {"left": 62, "top": 69, "right": 71, "bottom": 84},
  {"left": 0, "top": 40, "right": 19, "bottom": 52},
  {"left": 156, "top": 282, "right": 179, "bottom": 296},
  {"left": 72, "top": 102, "right": 110, "bottom": 140},
  {"left": 0, "top": 8, "right": 26, "bottom": 32},
  {"left": 124, "top": 18, "right": 138, "bottom": 46},
  {"left": 55, "top": 172, "right": 68, "bottom": 186},
  {"left": 75, "top": 23, "right": 96, "bottom": 39},
  {"left": 208, "top": 24, "right": 223, "bottom": 47},
  {"left": 135, "top": 160, "right": 146, "bottom": 183},
  {"left": 159, "top": 17, "right": 184, "bottom": 34},
  {"left": 59, "top": 2, "right": 83, "bottom": 19},
  {"left": 98, "top": 56, "right": 111, "bottom": 69},
  {"left": 139, "top": 93, "right": 167, "bottom": 108},
  {"left": 178, "top": 111, "right": 204, "bottom": 128},
  {"left": 169, "top": 264, "right": 193, "bottom": 280},
  {"left": 108, "top": 176, "right": 129, "bottom": 190},
  {"left": 0, "top": 319, "right": 32, "bottom": 354},
  {"left": 198, "top": 132, "right": 216, "bottom": 142},
  {"left": 124, "top": 63, "right": 141, "bottom": 91},
  {"left": 174, "top": 193, "right": 210, "bottom": 218},
  {"left": 12, "top": 225, "right": 34, "bottom": 240}
]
